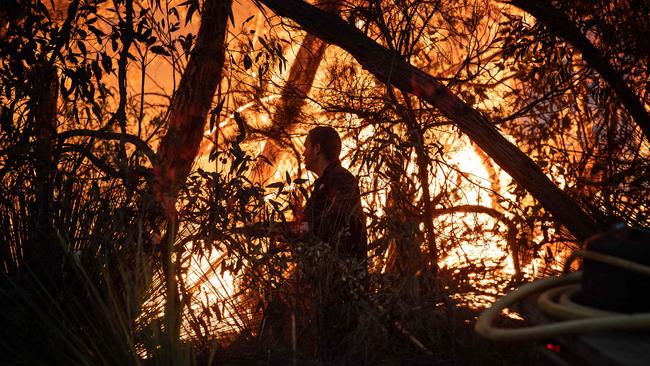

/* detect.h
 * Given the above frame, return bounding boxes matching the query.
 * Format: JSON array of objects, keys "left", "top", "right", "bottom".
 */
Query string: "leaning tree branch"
[{"left": 259, "top": 0, "right": 600, "bottom": 242}]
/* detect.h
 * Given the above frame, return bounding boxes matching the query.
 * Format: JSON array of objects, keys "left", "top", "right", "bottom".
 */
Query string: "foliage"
[{"left": 0, "top": 0, "right": 648, "bottom": 364}]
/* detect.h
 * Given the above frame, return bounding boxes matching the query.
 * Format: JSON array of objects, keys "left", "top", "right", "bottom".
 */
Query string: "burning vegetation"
[{"left": 0, "top": 0, "right": 648, "bottom": 364}]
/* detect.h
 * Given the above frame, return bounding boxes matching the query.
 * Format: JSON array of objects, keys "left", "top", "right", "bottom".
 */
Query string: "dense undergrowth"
[{"left": 0, "top": 142, "right": 534, "bottom": 365}]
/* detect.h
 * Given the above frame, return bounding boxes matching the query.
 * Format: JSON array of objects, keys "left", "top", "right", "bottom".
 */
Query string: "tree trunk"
[
  {"left": 253, "top": 0, "right": 341, "bottom": 184},
  {"left": 26, "top": 65, "right": 59, "bottom": 274},
  {"left": 23, "top": 0, "right": 79, "bottom": 273},
  {"left": 153, "top": 0, "right": 232, "bottom": 215},
  {"left": 259, "top": 0, "right": 600, "bottom": 242},
  {"left": 151, "top": 0, "right": 232, "bottom": 350},
  {"left": 508, "top": 0, "right": 650, "bottom": 142}
]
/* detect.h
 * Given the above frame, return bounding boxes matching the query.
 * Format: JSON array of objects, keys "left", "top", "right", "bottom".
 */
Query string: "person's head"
[{"left": 303, "top": 126, "right": 341, "bottom": 175}]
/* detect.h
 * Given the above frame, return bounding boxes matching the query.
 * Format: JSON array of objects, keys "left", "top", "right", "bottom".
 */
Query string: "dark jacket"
[{"left": 303, "top": 161, "right": 367, "bottom": 263}]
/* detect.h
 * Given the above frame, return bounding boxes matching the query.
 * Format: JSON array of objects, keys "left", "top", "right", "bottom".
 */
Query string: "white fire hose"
[{"left": 475, "top": 251, "right": 650, "bottom": 341}]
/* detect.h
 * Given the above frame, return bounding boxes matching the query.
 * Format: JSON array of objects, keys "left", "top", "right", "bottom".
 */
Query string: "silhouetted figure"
[
  {"left": 300, "top": 126, "right": 367, "bottom": 364},
  {"left": 302, "top": 126, "right": 367, "bottom": 266}
]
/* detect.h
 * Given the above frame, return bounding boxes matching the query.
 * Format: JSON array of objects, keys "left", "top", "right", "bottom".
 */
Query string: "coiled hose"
[{"left": 475, "top": 250, "right": 650, "bottom": 341}]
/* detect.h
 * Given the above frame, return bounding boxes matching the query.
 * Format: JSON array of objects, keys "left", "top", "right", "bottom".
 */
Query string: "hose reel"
[{"left": 476, "top": 226, "right": 650, "bottom": 341}]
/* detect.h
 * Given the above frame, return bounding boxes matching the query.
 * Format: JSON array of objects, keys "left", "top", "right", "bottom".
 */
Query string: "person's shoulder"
[{"left": 330, "top": 165, "right": 358, "bottom": 186}]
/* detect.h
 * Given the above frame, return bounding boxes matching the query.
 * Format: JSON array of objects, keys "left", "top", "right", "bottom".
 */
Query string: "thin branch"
[{"left": 57, "top": 129, "right": 157, "bottom": 164}]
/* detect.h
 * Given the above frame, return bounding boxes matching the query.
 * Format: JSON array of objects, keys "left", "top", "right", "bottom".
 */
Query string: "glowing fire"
[
  {"left": 181, "top": 248, "right": 241, "bottom": 334},
  {"left": 32, "top": 0, "right": 578, "bottom": 344}
]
